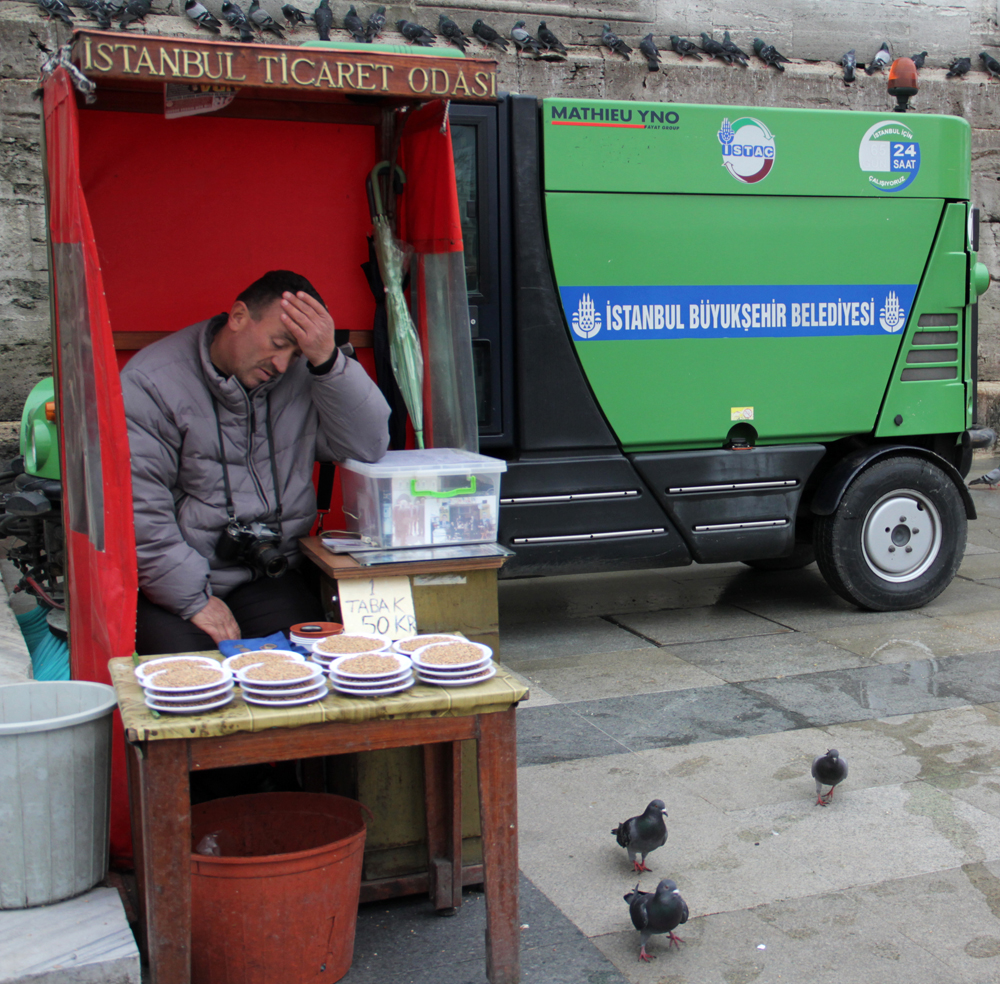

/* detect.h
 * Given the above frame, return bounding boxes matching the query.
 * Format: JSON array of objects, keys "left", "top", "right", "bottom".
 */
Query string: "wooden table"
[{"left": 111, "top": 658, "right": 527, "bottom": 984}]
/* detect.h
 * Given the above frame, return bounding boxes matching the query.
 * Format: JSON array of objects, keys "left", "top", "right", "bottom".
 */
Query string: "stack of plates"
[
  {"left": 411, "top": 640, "right": 496, "bottom": 688},
  {"left": 309, "top": 633, "right": 391, "bottom": 671},
  {"left": 236, "top": 661, "right": 328, "bottom": 706},
  {"left": 222, "top": 649, "right": 305, "bottom": 675},
  {"left": 137, "top": 657, "right": 235, "bottom": 713},
  {"left": 328, "top": 651, "right": 414, "bottom": 697},
  {"left": 391, "top": 634, "right": 464, "bottom": 656}
]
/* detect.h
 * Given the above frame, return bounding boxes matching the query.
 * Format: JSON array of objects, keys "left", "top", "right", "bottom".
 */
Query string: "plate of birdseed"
[
  {"left": 391, "top": 634, "right": 464, "bottom": 655},
  {"left": 222, "top": 649, "right": 305, "bottom": 675},
  {"left": 330, "top": 675, "right": 415, "bottom": 697},
  {"left": 409, "top": 640, "right": 492, "bottom": 673},
  {"left": 415, "top": 664, "right": 496, "bottom": 688},
  {"left": 235, "top": 661, "right": 324, "bottom": 691},
  {"left": 311, "top": 633, "right": 391, "bottom": 658},
  {"left": 242, "top": 686, "right": 329, "bottom": 707},
  {"left": 144, "top": 688, "right": 236, "bottom": 713},
  {"left": 329, "top": 652, "right": 411, "bottom": 680},
  {"left": 134, "top": 655, "right": 220, "bottom": 683},
  {"left": 141, "top": 662, "right": 233, "bottom": 696}
]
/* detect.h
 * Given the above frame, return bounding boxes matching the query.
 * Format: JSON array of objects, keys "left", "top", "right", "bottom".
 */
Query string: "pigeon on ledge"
[
  {"left": 612, "top": 799, "right": 668, "bottom": 871},
  {"left": 812, "top": 748, "right": 848, "bottom": 806},
  {"left": 625, "top": 878, "right": 688, "bottom": 962}
]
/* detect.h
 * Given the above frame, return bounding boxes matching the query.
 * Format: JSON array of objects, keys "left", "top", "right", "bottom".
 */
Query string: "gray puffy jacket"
[{"left": 121, "top": 317, "right": 390, "bottom": 619}]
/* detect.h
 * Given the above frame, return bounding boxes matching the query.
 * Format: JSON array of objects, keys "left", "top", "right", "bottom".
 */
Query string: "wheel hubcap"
[{"left": 862, "top": 491, "right": 942, "bottom": 582}]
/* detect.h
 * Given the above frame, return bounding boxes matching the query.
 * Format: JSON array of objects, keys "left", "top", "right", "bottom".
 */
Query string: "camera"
[{"left": 216, "top": 520, "right": 288, "bottom": 579}]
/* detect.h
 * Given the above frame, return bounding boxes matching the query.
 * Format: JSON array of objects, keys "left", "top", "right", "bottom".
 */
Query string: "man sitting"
[{"left": 122, "top": 270, "right": 390, "bottom": 654}]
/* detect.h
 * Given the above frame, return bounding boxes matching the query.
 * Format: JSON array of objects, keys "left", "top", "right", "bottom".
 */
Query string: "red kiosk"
[{"left": 42, "top": 30, "right": 498, "bottom": 865}]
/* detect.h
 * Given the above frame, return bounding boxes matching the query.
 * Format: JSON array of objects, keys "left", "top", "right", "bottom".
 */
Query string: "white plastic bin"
[
  {"left": 340, "top": 448, "right": 507, "bottom": 548},
  {"left": 0, "top": 681, "right": 117, "bottom": 908}
]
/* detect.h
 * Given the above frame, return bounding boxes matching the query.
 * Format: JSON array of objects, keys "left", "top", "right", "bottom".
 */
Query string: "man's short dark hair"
[{"left": 236, "top": 271, "right": 325, "bottom": 319}]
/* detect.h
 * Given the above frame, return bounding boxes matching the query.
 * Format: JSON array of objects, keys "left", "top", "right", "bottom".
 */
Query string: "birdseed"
[
  {"left": 317, "top": 635, "right": 386, "bottom": 653},
  {"left": 137, "top": 658, "right": 215, "bottom": 678},
  {"left": 395, "top": 635, "right": 458, "bottom": 653},
  {"left": 418, "top": 642, "right": 487, "bottom": 666},
  {"left": 244, "top": 662, "right": 317, "bottom": 682},
  {"left": 228, "top": 652, "right": 299, "bottom": 670},
  {"left": 146, "top": 665, "right": 225, "bottom": 689},
  {"left": 338, "top": 654, "right": 403, "bottom": 676}
]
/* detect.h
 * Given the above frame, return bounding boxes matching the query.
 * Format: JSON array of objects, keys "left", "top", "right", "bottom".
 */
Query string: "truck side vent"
[
  {"left": 917, "top": 313, "right": 958, "bottom": 327},
  {"left": 901, "top": 366, "right": 958, "bottom": 381},
  {"left": 912, "top": 331, "right": 958, "bottom": 345},
  {"left": 905, "top": 348, "right": 958, "bottom": 364}
]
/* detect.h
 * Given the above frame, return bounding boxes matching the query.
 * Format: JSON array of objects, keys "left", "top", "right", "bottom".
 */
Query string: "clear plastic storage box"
[{"left": 340, "top": 448, "right": 507, "bottom": 549}]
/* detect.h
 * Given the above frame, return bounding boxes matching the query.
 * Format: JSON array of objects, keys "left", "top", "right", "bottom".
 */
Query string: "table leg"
[
  {"left": 140, "top": 740, "right": 192, "bottom": 984},
  {"left": 423, "top": 741, "right": 464, "bottom": 910},
  {"left": 476, "top": 709, "right": 519, "bottom": 984},
  {"left": 124, "top": 741, "right": 147, "bottom": 960}
]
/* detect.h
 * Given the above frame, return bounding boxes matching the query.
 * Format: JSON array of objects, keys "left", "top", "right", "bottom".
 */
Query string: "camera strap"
[{"left": 211, "top": 396, "right": 283, "bottom": 533}]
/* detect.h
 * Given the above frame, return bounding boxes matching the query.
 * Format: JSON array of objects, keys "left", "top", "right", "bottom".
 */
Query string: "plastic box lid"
[{"left": 341, "top": 448, "right": 508, "bottom": 478}]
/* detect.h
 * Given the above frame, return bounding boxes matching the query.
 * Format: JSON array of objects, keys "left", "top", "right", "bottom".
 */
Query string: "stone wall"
[{"left": 2, "top": 0, "right": 1000, "bottom": 454}]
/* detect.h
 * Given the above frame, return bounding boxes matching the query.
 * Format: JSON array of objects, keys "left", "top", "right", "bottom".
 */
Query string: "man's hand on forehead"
[{"left": 280, "top": 290, "right": 337, "bottom": 367}]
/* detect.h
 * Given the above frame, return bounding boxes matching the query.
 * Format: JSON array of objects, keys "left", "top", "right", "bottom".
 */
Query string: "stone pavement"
[{"left": 345, "top": 452, "right": 1000, "bottom": 984}]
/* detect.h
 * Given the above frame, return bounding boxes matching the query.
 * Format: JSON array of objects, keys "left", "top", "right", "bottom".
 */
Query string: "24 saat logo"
[
  {"left": 718, "top": 117, "right": 776, "bottom": 184},
  {"left": 858, "top": 120, "right": 920, "bottom": 192}
]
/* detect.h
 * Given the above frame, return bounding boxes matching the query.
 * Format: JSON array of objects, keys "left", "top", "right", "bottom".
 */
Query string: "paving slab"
[
  {"left": 499, "top": 617, "right": 653, "bottom": 662},
  {"left": 0, "top": 887, "right": 139, "bottom": 984},
  {"left": 959, "top": 553, "right": 1000, "bottom": 578},
  {"left": 517, "top": 703, "right": 633, "bottom": 767},
  {"left": 917, "top": 580, "right": 1000, "bottom": 617},
  {"left": 609, "top": 603, "right": 790, "bottom": 647},
  {"left": 808, "top": 617, "right": 999, "bottom": 661}
]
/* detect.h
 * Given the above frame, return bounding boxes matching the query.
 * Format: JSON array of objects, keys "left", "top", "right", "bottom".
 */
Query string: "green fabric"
[{"left": 17, "top": 607, "right": 70, "bottom": 681}]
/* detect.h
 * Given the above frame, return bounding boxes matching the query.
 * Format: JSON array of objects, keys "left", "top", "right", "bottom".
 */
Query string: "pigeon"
[
  {"left": 312, "top": 0, "right": 332, "bottom": 40},
  {"left": 249, "top": 0, "right": 285, "bottom": 38},
  {"left": 910, "top": 51, "right": 928, "bottom": 69},
  {"left": 397, "top": 19, "right": 435, "bottom": 46},
  {"left": 342, "top": 3, "right": 365, "bottom": 41},
  {"left": 365, "top": 5, "right": 385, "bottom": 41},
  {"left": 78, "top": 0, "right": 113, "bottom": 28},
  {"left": 438, "top": 14, "right": 470, "bottom": 51},
  {"left": 537, "top": 21, "right": 567, "bottom": 56},
  {"left": 281, "top": 3, "right": 308, "bottom": 28},
  {"left": 947, "top": 56, "right": 972, "bottom": 78},
  {"left": 185, "top": 0, "right": 221, "bottom": 31},
  {"left": 753, "top": 37, "right": 790, "bottom": 71},
  {"left": 625, "top": 878, "right": 689, "bottom": 962},
  {"left": 612, "top": 799, "right": 668, "bottom": 872},
  {"left": 669, "top": 35, "right": 702, "bottom": 60},
  {"left": 812, "top": 748, "right": 848, "bottom": 806},
  {"left": 221, "top": 0, "right": 256, "bottom": 40},
  {"left": 722, "top": 30, "right": 749, "bottom": 66},
  {"left": 865, "top": 41, "right": 891, "bottom": 75},
  {"left": 602, "top": 23, "right": 632, "bottom": 60},
  {"left": 37, "top": 0, "right": 74, "bottom": 24},
  {"left": 638, "top": 34, "right": 661, "bottom": 71},
  {"left": 118, "top": 0, "right": 151, "bottom": 30},
  {"left": 969, "top": 466, "right": 1000, "bottom": 486},
  {"left": 511, "top": 21, "right": 541, "bottom": 55},
  {"left": 981, "top": 52, "right": 1000, "bottom": 78},
  {"left": 841, "top": 49, "right": 856, "bottom": 83},
  {"left": 472, "top": 19, "right": 508, "bottom": 51},
  {"left": 700, "top": 33, "right": 733, "bottom": 63}
]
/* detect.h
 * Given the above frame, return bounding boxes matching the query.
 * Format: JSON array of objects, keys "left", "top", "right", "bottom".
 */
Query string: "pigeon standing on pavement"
[
  {"left": 947, "top": 56, "right": 972, "bottom": 78},
  {"left": 472, "top": 19, "right": 508, "bottom": 51},
  {"left": 865, "top": 42, "right": 891, "bottom": 74},
  {"left": 625, "top": 879, "right": 689, "bottom": 962},
  {"left": 910, "top": 51, "right": 928, "bottom": 69},
  {"left": 981, "top": 52, "right": 1000, "bottom": 78},
  {"left": 841, "top": 49, "right": 856, "bottom": 82},
  {"left": 281, "top": 3, "right": 308, "bottom": 28},
  {"left": 438, "top": 14, "right": 470, "bottom": 51},
  {"left": 812, "top": 748, "right": 848, "bottom": 806},
  {"left": 602, "top": 23, "right": 632, "bottom": 60},
  {"left": 37, "top": 0, "right": 74, "bottom": 25},
  {"left": 510, "top": 20, "right": 541, "bottom": 55},
  {"left": 639, "top": 34, "right": 661, "bottom": 71},
  {"left": 222, "top": 0, "right": 256, "bottom": 40},
  {"left": 249, "top": 0, "right": 285, "bottom": 38},
  {"left": 365, "top": 5, "right": 385, "bottom": 41},
  {"left": 397, "top": 19, "right": 435, "bottom": 46},
  {"left": 612, "top": 799, "right": 668, "bottom": 872},
  {"left": 538, "top": 21, "right": 567, "bottom": 56},
  {"left": 343, "top": 4, "right": 365, "bottom": 41},
  {"left": 670, "top": 35, "right": 702, "bottom": 60},
  {"left": 312, "top": 0, "right": 332, "bottom": 40},
  {"left": 185, "top": 0, "right": 221, "bottom": 31},
  {"left": 753, "top": 38, "right": 790, "bottom": 70},
  {"left": 969, "top": 466, "right": 1000, "bottom": 486}
]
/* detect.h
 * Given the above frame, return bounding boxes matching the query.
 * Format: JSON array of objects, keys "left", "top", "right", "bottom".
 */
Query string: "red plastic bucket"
[{"left": 190, "top": 792, "right": 368, "bottom": 984}]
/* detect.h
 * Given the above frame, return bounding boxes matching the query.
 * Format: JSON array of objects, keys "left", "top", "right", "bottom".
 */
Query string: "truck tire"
[
  {"left": 743, "top": 545, "right": 815, "bottom": 571},
  {"left": 814, "top": 455, "right": 966, "bottom": 611}
]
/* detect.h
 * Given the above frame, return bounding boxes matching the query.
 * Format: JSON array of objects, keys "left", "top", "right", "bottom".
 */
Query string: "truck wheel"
[
  {"left": 814, "top": 456, "right": 966, "bottom": 611},
  {"left": 743, "top": 545, "right": 815, "bottom": 571}
]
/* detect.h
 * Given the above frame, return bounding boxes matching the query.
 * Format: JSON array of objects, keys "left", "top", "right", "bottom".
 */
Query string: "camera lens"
[{"left": 249, "top": 540, "right": 288, "bottom": 579}]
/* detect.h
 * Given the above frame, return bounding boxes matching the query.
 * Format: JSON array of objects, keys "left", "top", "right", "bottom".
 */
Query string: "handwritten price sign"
[{"left": 338, "top": 576, "right": 417, "bottom": 640}]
